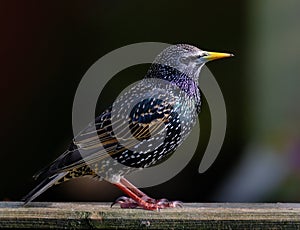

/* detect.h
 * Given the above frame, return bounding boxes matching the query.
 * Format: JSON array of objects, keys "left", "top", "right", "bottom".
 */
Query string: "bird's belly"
[
  {"left": 95, "top": 107, "right": 197, "bottom": 180},
  {"left": 89, "top": 85, "right": 199, "bottom": 180}
]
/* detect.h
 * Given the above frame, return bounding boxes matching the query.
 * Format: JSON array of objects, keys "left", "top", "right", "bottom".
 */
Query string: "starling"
[{"left": 23, "top": 44, "right": 233, "bottom": 210}]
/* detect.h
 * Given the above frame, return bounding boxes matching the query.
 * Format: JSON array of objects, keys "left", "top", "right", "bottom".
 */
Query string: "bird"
[{"left": 23, "top": 44, "right": 233, "bottom": 210}]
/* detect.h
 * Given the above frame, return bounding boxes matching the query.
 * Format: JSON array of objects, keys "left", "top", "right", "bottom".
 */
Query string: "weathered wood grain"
[{"left": 1, "top": 202, "right": 300, "bottom": 229}]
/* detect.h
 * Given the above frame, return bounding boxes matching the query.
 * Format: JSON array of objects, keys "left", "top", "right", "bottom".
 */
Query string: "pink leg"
[
  {"left": 120, "top": 177, "right": 153, "bottom": 201},
  {"left": 111, "top": 177, "right": 182, "bottom": 211}
]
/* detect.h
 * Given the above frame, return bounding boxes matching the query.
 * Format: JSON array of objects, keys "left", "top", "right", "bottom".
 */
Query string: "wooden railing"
[{"left": 1, "top": 202, "right": 300, "bottom": 229}]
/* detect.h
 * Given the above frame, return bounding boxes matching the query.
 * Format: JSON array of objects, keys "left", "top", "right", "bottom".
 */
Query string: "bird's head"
[{"left": 153, "top": 44, "right": 233, "bottom": 80}]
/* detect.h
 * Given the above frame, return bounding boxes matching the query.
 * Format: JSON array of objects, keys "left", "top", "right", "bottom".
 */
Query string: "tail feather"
[
  {"left": 22, "top": 172, "right": 67, "bottom": 205},
  {"left": 32, "top": 148, "right": 83, "bottom": 181}
]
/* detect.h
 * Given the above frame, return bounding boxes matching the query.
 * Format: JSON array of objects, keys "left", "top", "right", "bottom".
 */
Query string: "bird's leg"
[
  {"left": 111, "top": 177, "right": 182, "bottom": 210},
  {"left": 119, "top": 177, "right": 153, "bottom": 201}
]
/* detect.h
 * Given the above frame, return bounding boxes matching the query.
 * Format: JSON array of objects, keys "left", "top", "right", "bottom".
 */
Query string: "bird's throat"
[{"left": 145, "top": 63, "right": 200, "bottom": 99}]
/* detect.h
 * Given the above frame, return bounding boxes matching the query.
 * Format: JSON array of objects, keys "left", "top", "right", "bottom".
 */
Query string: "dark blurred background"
[{"left": 1, "top": 0, "right": 299, "bottom": 203}]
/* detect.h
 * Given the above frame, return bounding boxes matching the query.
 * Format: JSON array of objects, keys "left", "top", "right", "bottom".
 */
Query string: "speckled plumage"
[{"left": 23, "top": 44, "right": 232, "bottom": 209}]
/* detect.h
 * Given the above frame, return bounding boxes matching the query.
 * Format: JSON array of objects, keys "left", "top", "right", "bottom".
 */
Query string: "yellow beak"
[{"left": 204, "top": 51, "right": 234, "bottom": 61}]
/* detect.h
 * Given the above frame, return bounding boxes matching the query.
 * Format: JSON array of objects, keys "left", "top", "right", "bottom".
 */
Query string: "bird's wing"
[{"left": 34, "top": 97, "right": 175, "bottom": 179}]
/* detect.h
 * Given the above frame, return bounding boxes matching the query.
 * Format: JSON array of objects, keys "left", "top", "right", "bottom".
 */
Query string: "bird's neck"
[{"left": 145, "top": 63, "right": 200, "bottom": 98}]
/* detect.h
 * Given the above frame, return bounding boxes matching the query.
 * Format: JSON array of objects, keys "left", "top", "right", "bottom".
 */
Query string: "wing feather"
[{"left": 35, "top": 98, "right": 174, "bottom": 180}]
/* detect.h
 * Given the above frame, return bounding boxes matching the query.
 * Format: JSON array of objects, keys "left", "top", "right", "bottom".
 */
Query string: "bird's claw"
[
  {"left": 156, "top": 198, "right": 183, "bottom": 208},
  {"left": 111, "top": 196, "right": 139, "bottom": 209},
  {"left": 111, "top": 196, "right": 183, "bottom": 210}
]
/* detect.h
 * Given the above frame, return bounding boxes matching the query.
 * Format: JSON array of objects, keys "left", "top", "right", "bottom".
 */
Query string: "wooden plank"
[{"left": 1, "top": 202, "right": 300, "bottom": 229}]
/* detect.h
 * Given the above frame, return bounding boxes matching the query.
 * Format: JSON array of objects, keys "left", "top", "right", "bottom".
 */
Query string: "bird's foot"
[
  {"left": 111, "top": 196, "right": 182, "bottom": 210},
  {"left": 111, "top": 196, "right": 139, "bottom": 209}
]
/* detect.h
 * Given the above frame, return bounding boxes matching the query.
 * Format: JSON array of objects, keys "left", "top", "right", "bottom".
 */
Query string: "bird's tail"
[{"left": 22, "top": 172, "right": 67, "bottom": 205}]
